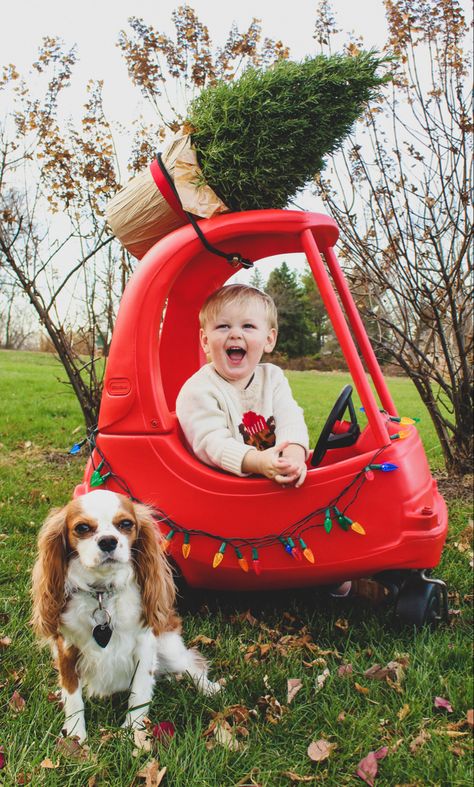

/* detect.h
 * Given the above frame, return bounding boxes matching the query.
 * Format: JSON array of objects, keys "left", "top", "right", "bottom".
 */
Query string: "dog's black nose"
[{"left": 98, "top": 536, "right": 118, "bottom": 553}]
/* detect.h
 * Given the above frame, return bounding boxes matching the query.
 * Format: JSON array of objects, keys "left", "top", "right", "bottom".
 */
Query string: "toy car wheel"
[{"left": 395, "top": 576, "right": 442, "bottom": 628}]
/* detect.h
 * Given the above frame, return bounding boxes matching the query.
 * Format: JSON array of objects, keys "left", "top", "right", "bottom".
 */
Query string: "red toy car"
[{"left": 75, "top": 210, "right": 448, "bottom": 627}]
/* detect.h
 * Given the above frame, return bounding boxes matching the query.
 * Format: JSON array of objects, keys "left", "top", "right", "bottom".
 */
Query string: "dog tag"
[{"left": 92, "top": 623, "right": 112, "bottom": 648}]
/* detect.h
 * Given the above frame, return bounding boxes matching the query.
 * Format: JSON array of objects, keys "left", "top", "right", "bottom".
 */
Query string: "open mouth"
[{"left": 226, "top": 347, "right": 246, "bottom": 362}]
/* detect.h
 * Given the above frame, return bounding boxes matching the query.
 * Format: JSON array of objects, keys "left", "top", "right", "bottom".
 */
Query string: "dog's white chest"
[{"left": 61, "top": 583, "right": 155, "bottom": 697}]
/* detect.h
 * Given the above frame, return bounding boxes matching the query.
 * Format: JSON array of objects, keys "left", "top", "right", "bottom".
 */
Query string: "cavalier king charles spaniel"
[{"left": 31, "top": 490, "right": 220, "bottom": 743}]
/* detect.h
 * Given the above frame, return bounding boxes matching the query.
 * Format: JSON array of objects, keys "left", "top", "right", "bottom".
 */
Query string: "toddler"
[{"left": 176, "top": 284, "right": 309, "bottom": 486}]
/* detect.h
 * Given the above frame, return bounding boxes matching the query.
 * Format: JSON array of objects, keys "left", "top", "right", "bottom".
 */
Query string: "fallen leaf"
[
  {"left": 133, "top": 728, "right": 152, "bottom": 754},
  {"left": 337, "top": 711, "right": 346, "bottom": 722},
  {"left": 364, "top": 664, "right": 387, "bottom": 680},
  {"left": 282, "top": 772, "right": 317, "bottom": 782},
  {"left": 234, "top": 768, "right": 261, "bottom": 786},
  {"left": 287, "top": 679, "right": 303, "bottom": 704},
  {"left": 335, "top": 618, "right": 349, "bottom": 631},
  {"left": 16, "top": 773, "right": 32, "bottom": 785},
  {"left": 397, "top": 703, "right": 410, "bottom": 721},
  {"left": 316, "top": 668, "right": 330, "bottom": 691},
  {"left": 188, "top": 634, "right": 217, "bottom": 647},
  {"left": 0, "top": 747, "right": 4, "bottom": 769},
  {"left": 231, "top": 610, "right": 258, "bottom": 626},
  {"left": 0, "top": 636, "right": 12, "bottom": 648},
  {"left": 409, "top": 728, "right": 431, "bottom": 753},
  {"left": 40, "top": 758, "right": 59, "bottom": 769},
  {"left": 307, "top": 739, "right": 335, "bottom": 762},
  {"left": 356, "top": 747, "right": 388, "bottom": 786},
  {"left": 338, "top": 663, "right": 353, "bottom": 677},
  {"left": 214, "top": 721, "right": 239, "bottom": 751},
  {"left": 9, "top": 690, "right": 26, "bottom": 713},
  {"left": 434, "top": 696, "right": 453, "bottom": 712},
  {"left": 47, "top": 691, "right": 63, "bottom": 705},
  {"left": 137, "top": 759, "right": 167, "bottom": 786},
  {"left": 354, "top": 682, "right": 369, "bottom": 695},
  {"left": 88, "top": 777, "right": 97, "bottom": 787},
  {"left": 256, "top": 693, "right": 286, "bottom": 724},
  {"left": 436, "top": 730, "right": 470, "bottom": 737},
  {"left": 152, "top": 720, "right": 175, "bottom": 744},
  {"left": 56, "top": 736, "right": 88, "bottom": 759},
  {"left": 466, "top": 709, "right": 473, "bottom": 727}
]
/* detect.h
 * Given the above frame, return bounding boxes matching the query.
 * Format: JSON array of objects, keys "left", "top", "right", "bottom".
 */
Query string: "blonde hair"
[{"left": 199, "top": 284, "right": 278, "bottom": 330}]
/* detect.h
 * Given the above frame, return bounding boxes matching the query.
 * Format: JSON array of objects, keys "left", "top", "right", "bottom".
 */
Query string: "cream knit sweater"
[{"left": 176, "top": 363, "right": 309, "bottom": 476}]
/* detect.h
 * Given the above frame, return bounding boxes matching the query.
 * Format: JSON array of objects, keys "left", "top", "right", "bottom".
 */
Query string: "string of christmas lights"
[{"left": 68, "top": 427, "right": 410, "bottom": 572}]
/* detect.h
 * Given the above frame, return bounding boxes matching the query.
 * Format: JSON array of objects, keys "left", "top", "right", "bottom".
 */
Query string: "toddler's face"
[{"left": 200, "top": 300, "right": 277, "bottom": 387}]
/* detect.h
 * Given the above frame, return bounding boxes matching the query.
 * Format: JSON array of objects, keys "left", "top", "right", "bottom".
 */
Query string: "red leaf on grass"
[
  {"left": 356, "top": 746, "right": 388, "bottom": 786},
  {"left": 152, "top": 721, "right": 176, "bottom": 743},
  {"left": 434, "top": 696, "right": 453, "bottom": 712},
  {"left": 0, "top": 747, "right": 5, "bottom": 769}
]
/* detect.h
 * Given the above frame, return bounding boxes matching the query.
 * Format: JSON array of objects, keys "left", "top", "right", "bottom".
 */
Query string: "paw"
[
  {"left": 62, "top": 722, "right": 87, "bottom": 744},
  {"left": 200, "top": 679, "right": 222, "bottom": 696}
]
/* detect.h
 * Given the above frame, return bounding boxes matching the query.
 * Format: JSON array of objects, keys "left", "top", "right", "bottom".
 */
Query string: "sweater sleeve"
[
  {"left": 176, "top": 380, "right": 256, "bottom": 476},
  {"left": 269, "top": 366, "right": 310, "bottom": 457}
]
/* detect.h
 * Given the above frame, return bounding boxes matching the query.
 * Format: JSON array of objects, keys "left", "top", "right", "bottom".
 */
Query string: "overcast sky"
[{"left": 2, "top": 1, "right": 392, "bottom": 126}]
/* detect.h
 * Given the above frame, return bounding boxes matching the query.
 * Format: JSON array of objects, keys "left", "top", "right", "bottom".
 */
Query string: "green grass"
[{"left": 0, "top": 351, "right": 472, "bottom": 786}]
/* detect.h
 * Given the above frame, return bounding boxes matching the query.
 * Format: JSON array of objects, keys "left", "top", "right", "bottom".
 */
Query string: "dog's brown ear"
[
  {"left": 31, "top": 505, "right": 70, "bottom": 639},
  {"left": 132, "top": 503, "right": 176, "bottom": 635}
]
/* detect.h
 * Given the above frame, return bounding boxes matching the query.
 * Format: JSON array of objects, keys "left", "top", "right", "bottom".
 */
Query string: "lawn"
[{"left": 0, "top": 350, "right": 472, "bottom": 786}]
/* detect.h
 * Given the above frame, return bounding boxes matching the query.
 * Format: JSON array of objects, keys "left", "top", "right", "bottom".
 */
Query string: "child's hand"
[
  {"left": 280, "top": 443, "right": 307, "bottom": 488},
  {"left": 242, "top": 442, "right": 307, "bottom": 487}
]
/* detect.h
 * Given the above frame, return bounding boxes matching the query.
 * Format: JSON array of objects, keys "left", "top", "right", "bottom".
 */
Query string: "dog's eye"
[
  {"left": 117, "top": 519, "right": 134, "bottom": 531},
  {"left": 74, "top": 522, "right": 91, "bottom": 534}
]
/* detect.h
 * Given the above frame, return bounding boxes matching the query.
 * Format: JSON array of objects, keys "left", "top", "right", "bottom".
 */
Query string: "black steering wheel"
[{"left": 311, "top": 385, "right": 360, "bottom": 467}]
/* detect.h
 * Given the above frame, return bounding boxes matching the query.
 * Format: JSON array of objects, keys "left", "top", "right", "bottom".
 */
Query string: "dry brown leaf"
[
  {"left": 287, "top": 678, "right": 303, "bottom": 704},
  {"left": 436, "top": 730, "right": 470, "bottom": 737},
  {"left": 0, "top": 636, "right": 12, "bottom": 648},
  {"left": 467, "top": 709, "right": 474, "bottom": 727},
  {"left": 316, "top": 668, "right": 330, "bottom": 691},
  {"left": 307, "top": 739, "right": 335, "bottom": 763},
  {"left": 231, "top": 610, "right": 258, "bottom": 627},
  {"left": 56, "top": 736, "right": 88, "bottom": 760},
  {"left": 9, "top": 690, "right": 26, "bottom": 713},
  {"left": 282, "top": 772, "right": 317, "bottom": 782},
  {"left": 189, "top": 634, "right": 217, "bottom": 647},
  {"left": 335, "top": 618, "right": 349, "bottom": 631},
  {"left": 354, "top": 682, "right": 369, "bottom": 695},
  {"left": 16, "top": 774, "right": 32, "bottom": 785},
  {"left": 256, "top": 694, "right": 286, "bottom": 724},
  {"left": 40, "top": 758, "right": 59, "bottom": 769},
  {"left": 137, "top": 759, "right": 167, "bottom": 786},
  {"left": 338, "top": 663, "right": 353, "bottom": 677},
  {"left": 88, "top": 778, "right": 97, "bottom": 787},
  {"left": 409, "top": 729, "right": 431, "bottom": 753},
  {"left": 133, "top": 728, "right": 152, "bottom": 754},
  {"left": 397, "top": 703, "right": 410, "bottom": 721},
  {"left": 214, "top": 721, "right": 240, "bottom": 751}
]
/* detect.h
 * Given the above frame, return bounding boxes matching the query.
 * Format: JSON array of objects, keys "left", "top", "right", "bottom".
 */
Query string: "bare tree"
[
  {"left": 0, "top": 43, "right": 123, "bottom": 428},
  {"left": 316, "top": 0, "right": 473, "bottom": 474},
  {"left": 1, "top": 12, "right": 289, "bottom": 429}
]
